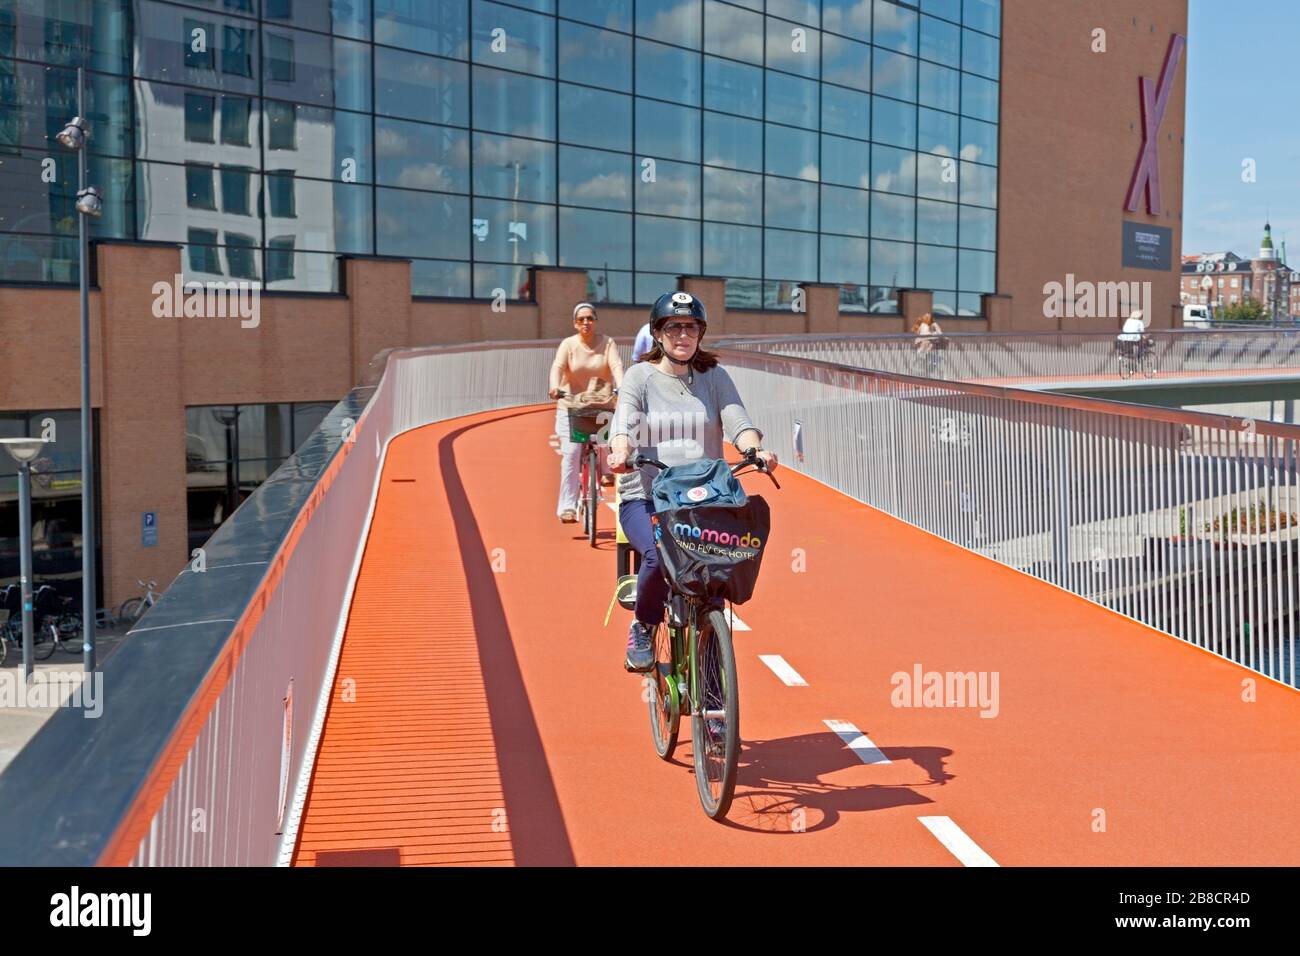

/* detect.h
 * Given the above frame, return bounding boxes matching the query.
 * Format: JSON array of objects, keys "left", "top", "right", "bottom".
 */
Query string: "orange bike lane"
[{"left": 295, "top": 405, "right": 1300, "bottom": 866}]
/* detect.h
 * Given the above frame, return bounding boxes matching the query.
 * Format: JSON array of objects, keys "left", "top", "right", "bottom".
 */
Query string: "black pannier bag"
[{"left": 651, "top": 497, "right": 771, "bottom": 605}]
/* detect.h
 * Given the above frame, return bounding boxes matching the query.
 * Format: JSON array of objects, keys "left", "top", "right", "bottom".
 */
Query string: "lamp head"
[
  {"left": 56, "top": 116, "right": 88, "bottom": 150},
  {"left": 0, "top": 437, "right": 47, "bottom": 464},
  {"left": 75, "top": 185, "right": 103, "bottom": 218}
]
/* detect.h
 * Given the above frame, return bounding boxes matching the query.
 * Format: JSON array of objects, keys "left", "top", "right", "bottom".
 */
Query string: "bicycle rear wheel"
[
  {"left": 117, "top": 597, "right": 143, "bottom": 625},
  {"left": 33, "top": 620, "right": 57, "bottom": 661},
  {"left": 59, "top": 613, "right": 84, "bottom": 654},
  {"left": 692, "top": 607, "right": 739, "bottom": 820},
  {"left": 1143, "top": 350, "right": 1157, "bottom": 378},
  {"left": 586, "top": 446, "right": 599, "bottom": 547},
  {"left": 648, "top": 620, "right": 680, "bottom": 759}
]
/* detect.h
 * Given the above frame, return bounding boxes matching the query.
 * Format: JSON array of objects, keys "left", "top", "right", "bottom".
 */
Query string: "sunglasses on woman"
[{"left": 663, "top": 322, "right": 700, "bottom": 337}]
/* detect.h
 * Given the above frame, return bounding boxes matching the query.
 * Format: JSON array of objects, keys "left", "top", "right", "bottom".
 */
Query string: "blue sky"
[{"left": 1182, "top": 1, "right": 1299, "bottom": 258}]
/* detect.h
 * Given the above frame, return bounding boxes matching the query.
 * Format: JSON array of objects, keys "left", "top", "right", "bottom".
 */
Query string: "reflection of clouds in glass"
[
  {"left": 642, "top": 2, "right": 699, "bottom": 45},
  {"left": 707, "top": 196, "right": 753, "bottom": 222},
  {"left": 766, "top": 29, "right": 817, "bottom": 71},
  {"left": 765, "top": 183, "right": 814, "bottom": 224},
  {"left": 874, "top": 54, "right": 912, "bottom": 95},
  {"left": 872, "top": 0, "right": 916, "bottom": 53},
  {"left": 639, "top": 177, "right": 698, "bottom": 217},
  {"left": 377, "top": 124, "right": 469, "bottom": 191},
  {"left": 960, "top": 144, "right": 982, "bottom": 162},
  {"left": 821, "top": 0, "right": 871, "bottom": 38},
  {"left": 704, "top": 31, "right": 764, "bottom": 62},
  {"left": 797, "top": 163, "right": 819, "bottom": 182},
  {"left": 566, "top": 172, "right": 631, "bottom": 205},
  {"left": 873, "top": 153, "right": 912, "bottom": 192}
]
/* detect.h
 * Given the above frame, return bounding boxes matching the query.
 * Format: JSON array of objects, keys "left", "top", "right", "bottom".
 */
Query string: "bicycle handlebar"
[{"left": 629, "top": 449, "right": 781, "bottom": 490}]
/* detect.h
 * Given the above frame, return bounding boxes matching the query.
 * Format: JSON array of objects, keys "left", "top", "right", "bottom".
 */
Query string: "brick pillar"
[
  {"left": 94, "top": 241, "right": 189, "bottom": 608},
  {"left": 898, "top": 288, "right": 934, "bottom": 329},
  {"left": 534, "top": 266, "right": 591, "bottom": 339},
  {"left": 983, "top": 293, "right": 1014, "bottom": 332},
  {"left": 801, "top": 283, "right": 838, "bottom": 334},
  {"left": 345, "top": 256, "right": 411, "bottom": 385},
  {"left": 676, "top": 275, "right": 726, "bottom": 335}
]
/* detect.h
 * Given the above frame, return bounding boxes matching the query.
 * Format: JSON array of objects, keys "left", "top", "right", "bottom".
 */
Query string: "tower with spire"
[{"left": 1259, "top": 221, "right": 1277, "bottom": 260}]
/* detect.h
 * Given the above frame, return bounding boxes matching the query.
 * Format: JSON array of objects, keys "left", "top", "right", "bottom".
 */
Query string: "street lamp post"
[
  {"left": 57, "top": 66, "right": 102, "bottom": 673},
  {"left": 212, "top": 408, "right": 241, "bottom": 521},
  {"left": 2, "top": 438, "right": 48, "bottom": 683}
]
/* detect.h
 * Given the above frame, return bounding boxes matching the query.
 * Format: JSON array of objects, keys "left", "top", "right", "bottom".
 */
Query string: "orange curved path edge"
[{"left": 293, "top": 404, "right": 1300, "bottom": 866}]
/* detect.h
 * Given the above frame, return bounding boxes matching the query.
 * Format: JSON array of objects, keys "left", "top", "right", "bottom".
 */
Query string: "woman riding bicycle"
[
  {"left": 608, "top": 291, "right": 777, "bottom": 673},
  {"left": 549, "top": 302, "right": 624, "bottom": 523}
]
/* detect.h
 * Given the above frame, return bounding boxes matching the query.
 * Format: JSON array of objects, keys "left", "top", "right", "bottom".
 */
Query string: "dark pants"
[{"left": 619, "top": 499, "right": 669, "bottom": 628}]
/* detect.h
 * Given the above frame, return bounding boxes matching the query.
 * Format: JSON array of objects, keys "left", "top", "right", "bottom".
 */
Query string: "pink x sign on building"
[{"left": 1125, "top": 34, "right": 1186, "bottom": 215}]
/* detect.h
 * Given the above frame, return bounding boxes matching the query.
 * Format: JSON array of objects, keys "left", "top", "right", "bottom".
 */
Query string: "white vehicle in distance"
[{"left": 1183, "top": 304, "right": 1210, "bottom": 328}]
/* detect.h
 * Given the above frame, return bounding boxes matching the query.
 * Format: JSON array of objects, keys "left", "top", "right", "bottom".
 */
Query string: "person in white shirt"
[
  {"left": 631, "top": 321, "right": 654, "bottom": 362},
  {"left": 1117, "top": 309, "right": 1146, "bottom": 343}
]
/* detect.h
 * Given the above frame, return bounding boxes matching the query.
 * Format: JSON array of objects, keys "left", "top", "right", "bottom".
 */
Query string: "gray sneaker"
[{"left": 624, "top": 620, "right": 656, "bottom": 673}]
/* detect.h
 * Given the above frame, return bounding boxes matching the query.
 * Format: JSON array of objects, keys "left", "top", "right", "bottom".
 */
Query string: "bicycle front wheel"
[
  {"left": 586, "top": 447, "right": 600, "bottom": 547},
  {"left": 648, "top": 621, "right": 680, "bottom": 760},
  {"left": 692, "top": 608, "right": 739, "bottom": 820}
]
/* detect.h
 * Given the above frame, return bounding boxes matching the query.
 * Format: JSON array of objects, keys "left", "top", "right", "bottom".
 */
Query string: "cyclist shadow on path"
[{"left": 704, "top": 730, "right": 954, "bottom": 834}]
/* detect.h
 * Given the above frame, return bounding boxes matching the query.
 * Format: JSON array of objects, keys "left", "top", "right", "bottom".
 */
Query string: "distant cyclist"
[
  {"left": 609, "top": 292, "right": 776, "bottom": 672},
  {"left": 1115, "top": 308, "right": 1147, "bottom": 358},
  {"left": 549, "top": 302, "right": 624, "bottom": 522},
  {"left": 1117, "top": 308, "right": 1146, "bottom": 345},
  {"left": 631, "top": 321, "right": 654, "bottom": 362}
]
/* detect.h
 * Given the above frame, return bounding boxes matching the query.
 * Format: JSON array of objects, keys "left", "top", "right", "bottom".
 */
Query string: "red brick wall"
[{"left": 999, "top": 0, "right": 1188, "bottom": 331}]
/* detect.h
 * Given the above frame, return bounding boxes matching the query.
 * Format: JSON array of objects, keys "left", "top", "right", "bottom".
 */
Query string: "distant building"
[{"left": 1182, "top": 224, "right": 1300, "bottom": 319}]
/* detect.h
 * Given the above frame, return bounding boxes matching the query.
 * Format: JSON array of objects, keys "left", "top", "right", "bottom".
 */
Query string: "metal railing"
[
  {"left": 713, "top": 345, "right": 1300, "bottom": 689},
  {"left": 722, "top": 329, "right": 1300, "bottom": 384},
  {"left": 0, "top": 341, "right": 562, "bottom": 867}
]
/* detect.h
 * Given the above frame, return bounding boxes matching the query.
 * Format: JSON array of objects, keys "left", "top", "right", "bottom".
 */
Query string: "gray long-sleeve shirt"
[{"left": 610, "top": 361, "right": 762, "bottom": 503}]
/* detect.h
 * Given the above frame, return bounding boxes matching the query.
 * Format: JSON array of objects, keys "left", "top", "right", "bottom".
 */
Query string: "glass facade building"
[{"left": 0, "top": 0, "right": 999, "bottom": 313}]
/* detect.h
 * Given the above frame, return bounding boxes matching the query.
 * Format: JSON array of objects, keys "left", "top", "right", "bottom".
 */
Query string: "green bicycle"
[{"left": 631, "top": 449, "right": 779, "bottom": 820}]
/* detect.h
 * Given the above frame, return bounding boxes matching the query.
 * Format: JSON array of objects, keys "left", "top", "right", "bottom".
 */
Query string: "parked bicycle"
[
  {"left": 0, "top": 584, "right": 80, "bottom": 664},
  {"left": 114, "top": 579, "right": 160, "bottom": 625},
  {"left": 632, "top": 447, "right": 779, "bottom": 819}
]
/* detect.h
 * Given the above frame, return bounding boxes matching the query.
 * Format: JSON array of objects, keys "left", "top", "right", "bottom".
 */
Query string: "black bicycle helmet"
[{"left": 649, "top": 291, "right": 707, "bottom": 334}]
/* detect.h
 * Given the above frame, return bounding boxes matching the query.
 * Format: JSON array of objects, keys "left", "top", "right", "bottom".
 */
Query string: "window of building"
[
  {"left": 265, "top": 32, "right": 295, "bottom": 82},
  {"left": 222, "top": 25, "right": 255, "bottom": 78},
  {"left": 221, "top": 96, "right": 252, "bottom": 146},
  {"left": 185, "top": 401, "right": 335, "bottom": 552},
  {"left": 220, "top": 166, "right": 252, "bottom": 215},
  {"left": 266, "top": 100, "right": 297, "bottom": 150},
  {"left": 184, "top": 19, "right": 216, "bottom": 70},
  {"left": 185, "top": 164, "right": 217, "bottom": 209},
  {"left": 0, "top": 410, "right": 102, "bottom": 611},
  {"left": 184, "top": 93, "right": 215, "bottom": 143},
  {"left": 266, "top": 173, "right": 296, "bottom": 218},
  {"left": 266, "top": 236, "right": 296, "bottom": 282},
  {"left": 187, "top": 229, "right": 222, "bottom": 273},
  {"left": 224, "top": 233, "right": 259, "bottom": 279}
]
